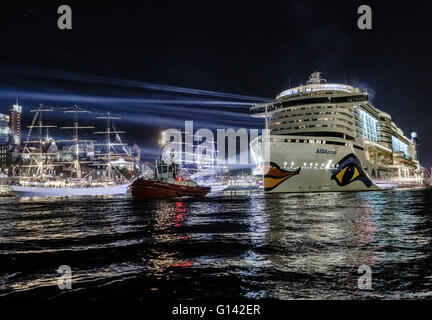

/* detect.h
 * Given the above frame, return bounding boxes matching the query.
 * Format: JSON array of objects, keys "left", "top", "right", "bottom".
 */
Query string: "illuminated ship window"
[
  {"left": 358, "top": 109, "right": 380, "bottom": 142},
  {"left": 392, "top": 136, "right": 408, "bottom": 156}
]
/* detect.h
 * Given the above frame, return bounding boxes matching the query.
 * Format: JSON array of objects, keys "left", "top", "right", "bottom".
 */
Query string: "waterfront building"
[
  {"left": 9, "top": 102, "right": 22, "bottom": 145},
  {"left": 0, "top": 113, "right": 11, "bottom": 171}
]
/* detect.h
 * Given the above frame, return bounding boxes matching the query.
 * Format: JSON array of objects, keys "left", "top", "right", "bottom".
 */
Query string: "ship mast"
[
  {"left": 58, "top": 105, "right": 95, "bottom": 179},
  {"left": 94, "top": 112, "right": 127, "bottom": 181},
  {"left": 21, "top": 105, "right": 57, "bottom": 179}
]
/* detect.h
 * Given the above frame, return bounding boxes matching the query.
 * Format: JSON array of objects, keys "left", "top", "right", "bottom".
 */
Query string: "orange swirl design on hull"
[{"left": 263, "top": 162, "right": 301, "bottom": 191}]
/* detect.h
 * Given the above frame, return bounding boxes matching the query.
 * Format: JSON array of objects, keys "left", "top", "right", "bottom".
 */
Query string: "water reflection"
[{"left": 0, "top": 188, "right": 431, "bottom": 299}]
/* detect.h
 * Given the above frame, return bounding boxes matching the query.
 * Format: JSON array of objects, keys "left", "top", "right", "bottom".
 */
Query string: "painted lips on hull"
[{"left": 263, "top": 162, "right": 301, "bottom": 192}]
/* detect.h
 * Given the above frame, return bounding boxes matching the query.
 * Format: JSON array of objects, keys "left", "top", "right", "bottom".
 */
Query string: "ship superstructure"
[{"left": 250, "top": 72, "right": 424, "bottom": 192}]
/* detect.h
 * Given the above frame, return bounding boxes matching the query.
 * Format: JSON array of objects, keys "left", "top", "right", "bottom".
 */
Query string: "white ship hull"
[
  {"left": 251, "top": 136, "right": 423, "bottom": 193},
  {"left": 11, "top": 183, "right": 131, "bottom": 198}
]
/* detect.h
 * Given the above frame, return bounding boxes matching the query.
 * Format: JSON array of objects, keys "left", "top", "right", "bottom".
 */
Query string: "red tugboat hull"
[{"left": 131, "top": 178, "right": 211, "bottom": 199}]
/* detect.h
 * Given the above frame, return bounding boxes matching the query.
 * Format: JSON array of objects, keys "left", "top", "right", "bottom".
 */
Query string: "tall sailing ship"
[
  {"left": 11, "top": 106, "right": 133, "bottom": 197},
  {"left": 250, "top": 72, "right": 424, "bottom": 193}
]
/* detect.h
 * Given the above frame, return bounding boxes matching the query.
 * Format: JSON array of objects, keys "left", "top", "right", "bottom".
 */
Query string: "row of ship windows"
[
  {"left": 273, "top": 110, "right": 353, "bottom": 120},
  {"left": 282, "top": 162, "right": 357, "bottom": 171},
  {"left": 272, "top": 124, "right": 353, "bottom": 132},
  {"left": 273, "top": 122, "right": 381, "bottom": 141},
  {"left": 268, "top": 137, "right": 364, "bottom": 150},
  {"left": 266, "top": 95, "right": 367, "bottom": 112},
  {"left": 353, "top": 123, "right": 404, "bottom": 143},
  {"left": 275, "top": 104, "right": 349, "bottom": 113},
  {"left": 355, "top": 137, "right": 393, "bottom": 144},
  {"left": 288, "top": 104, "right": 339, "bottom": 110},
  {"left": 275, "top": 107, "right": 391, "bottom": 127},
  {"left": 356, "top": 128, "right": 380, "bottom": 136},
  {"left": 355, "top": 122, "right": 380, "bottom": 131},
  {"left": 273, "top": 116, "right": 384, "bottom": 133},
  {"left": 262, "top": 105, "right": 395, "bottom": 142},
  {"left": 273, "top": 117, "right": 354, "bottom": 126},
  {"left": 282, "top": 162, "right": 338, "bottom": 171}
]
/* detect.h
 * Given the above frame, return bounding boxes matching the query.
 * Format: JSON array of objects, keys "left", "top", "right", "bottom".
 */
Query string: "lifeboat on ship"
[{"left": 130, "top": 156, "right": 210, "bottom": 199}]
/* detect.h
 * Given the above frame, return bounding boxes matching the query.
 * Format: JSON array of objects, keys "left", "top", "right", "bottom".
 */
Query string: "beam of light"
[
  {"left": 0, "top": 65, "right": 268, "bottom": 164},
  {"left": 0, "top": 87, "right": 255, "bottom": 113},
  {"left": 0, "top": 87, "right": 256, "bottom": 108},
  {"left": 0, "top": 64, "right": 270, "bottom": 102},
  {"left": 0, "top": 87, "right": 263, "bottom": 126},
  {"left": 118, "top": 112, "right": 261, "bottom": 130}
]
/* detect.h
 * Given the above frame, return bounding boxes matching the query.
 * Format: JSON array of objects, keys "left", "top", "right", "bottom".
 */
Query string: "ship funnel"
[{"left": 306, "top": 72, "right": 327, "bottom": 84}]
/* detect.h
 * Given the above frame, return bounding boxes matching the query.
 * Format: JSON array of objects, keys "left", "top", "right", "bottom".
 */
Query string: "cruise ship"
[{"left": 250, "top": 72, "right": 424, "bottom": 193}]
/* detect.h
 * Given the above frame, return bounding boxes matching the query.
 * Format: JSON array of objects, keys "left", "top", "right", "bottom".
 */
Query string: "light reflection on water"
[{"left": 0, "top": 188, "right": 431, "bottom": 299}]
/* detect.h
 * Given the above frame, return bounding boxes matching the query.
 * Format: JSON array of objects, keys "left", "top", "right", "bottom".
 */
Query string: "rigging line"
[
  {"left": 112, "top": 123, "right": 130, "bottom": 156},
  {"left": 24, "top": 111, "right": 39, "bottom": 146}
]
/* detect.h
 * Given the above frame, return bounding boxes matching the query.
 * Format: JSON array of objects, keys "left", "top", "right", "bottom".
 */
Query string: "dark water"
[{"left": 0, "top": 188, "right": 432, "bottom": 300}]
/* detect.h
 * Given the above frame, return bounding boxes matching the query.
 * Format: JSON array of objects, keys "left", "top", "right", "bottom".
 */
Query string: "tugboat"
[{"left": 130, "top": 156, "right": 211, "bottom": 199}]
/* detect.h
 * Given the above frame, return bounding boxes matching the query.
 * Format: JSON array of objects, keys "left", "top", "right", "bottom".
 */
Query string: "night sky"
[{"left": 0, "top": 1, "right": 431, "bottom": 165}]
